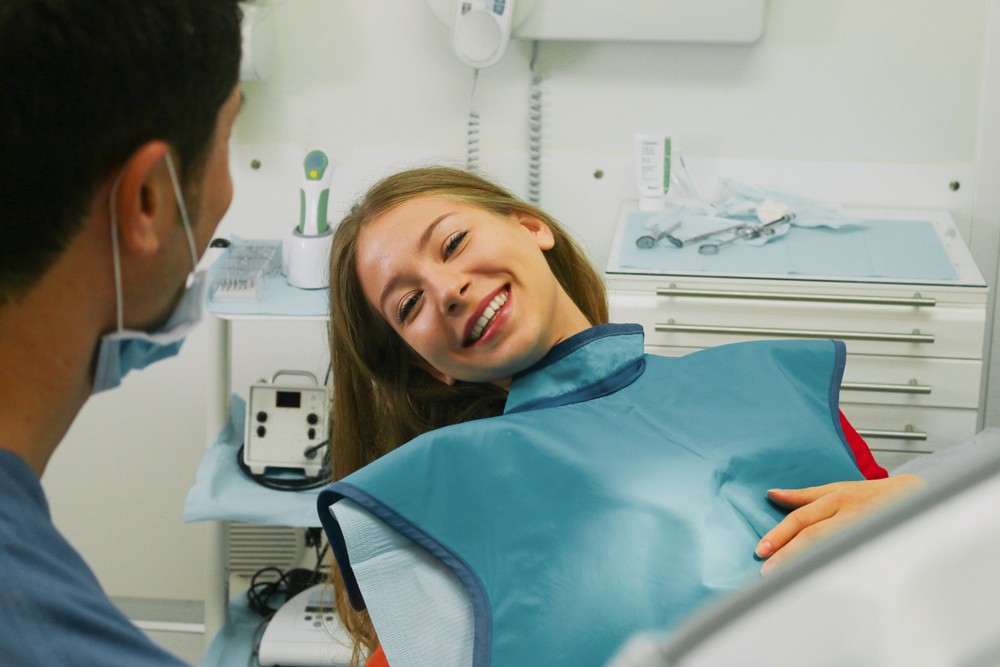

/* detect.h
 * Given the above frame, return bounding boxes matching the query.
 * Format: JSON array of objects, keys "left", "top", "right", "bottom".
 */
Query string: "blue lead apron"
[{"left": 319, "top": 324, "right": 864, "bottom": 666}]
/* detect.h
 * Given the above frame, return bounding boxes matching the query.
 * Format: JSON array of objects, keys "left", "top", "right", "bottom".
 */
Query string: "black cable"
[
  {"left": 302, "top": 439, "right": 329, "bottom": 461},
  {"left": 236, "top": 444, "right": 330, "bottom": 491},
  {"left": 244, "top": 536, "right": 334, "bottom": 662},
  {"left": 246, "top": 566, "right": 293, "bottom": 616}
]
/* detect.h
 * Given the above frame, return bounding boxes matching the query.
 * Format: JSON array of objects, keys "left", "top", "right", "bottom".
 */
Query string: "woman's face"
[{"left": 355, "top": 196, "right": 591, "bottom": 386}]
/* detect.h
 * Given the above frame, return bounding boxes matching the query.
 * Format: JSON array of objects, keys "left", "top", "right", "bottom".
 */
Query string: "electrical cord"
[
  {"left": 527, "top": 40, "right": 543, "bottom": 205},
  {"left": 466, "top": 67, "right": 481, "bottom": 171},
  {"left": 236, "top": 444, "right": 331, "bottom": 491}
]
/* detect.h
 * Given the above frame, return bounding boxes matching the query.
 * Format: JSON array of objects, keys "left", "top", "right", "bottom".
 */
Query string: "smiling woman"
[
  {"left": 318, "top": 166, "right": 911, "bottom": 667},
  {"left": 353, "top": 194, "right": 591, "bottom": 386}
]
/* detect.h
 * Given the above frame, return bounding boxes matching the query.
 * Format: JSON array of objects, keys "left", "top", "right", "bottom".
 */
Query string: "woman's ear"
[
  {"left": 111, "top": 141, "right": 172, "bottom": 258},
  {"left": 515, "top": 212, "right": 555, "bottom": 251}
]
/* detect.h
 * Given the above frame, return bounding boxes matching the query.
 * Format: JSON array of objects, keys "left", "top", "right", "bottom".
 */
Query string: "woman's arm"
[{"left": 755, "top": 474, "right": 926, "bottom": 575}]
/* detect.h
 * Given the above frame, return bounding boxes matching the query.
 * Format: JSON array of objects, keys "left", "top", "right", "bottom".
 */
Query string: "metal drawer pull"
[
  {"left": 655, "top": 321, "right": 936, "bottom": 344},
  {"left": 841, "top": 381, "right": 932, "bottom": 395},
  {"left": 856, "top": 426, "right": 928, "bottom": 441},
  {"left": 656, "top": 286, "right": 936, "bottom": 307}
]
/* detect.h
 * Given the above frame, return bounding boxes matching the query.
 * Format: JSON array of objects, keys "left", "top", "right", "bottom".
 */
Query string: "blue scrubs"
[
  {"left": 0, "top": 450, "right": 188, "bottom": 666},
  {"left": 320, "top": 324, "right": 865, "bottom": 667}
]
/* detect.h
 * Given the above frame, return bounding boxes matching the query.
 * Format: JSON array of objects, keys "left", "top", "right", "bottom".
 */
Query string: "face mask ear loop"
[
  {"left": 109, "top": 171, "right": 126, "bottom": 333},
  {"left": 164, "top": 151, "right": 200, "bottom": 284}
]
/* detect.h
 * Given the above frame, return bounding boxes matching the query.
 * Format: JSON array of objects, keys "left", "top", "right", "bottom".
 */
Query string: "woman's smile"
[{"left": 465, "top": 287, "right": 510, "bottom": 346}]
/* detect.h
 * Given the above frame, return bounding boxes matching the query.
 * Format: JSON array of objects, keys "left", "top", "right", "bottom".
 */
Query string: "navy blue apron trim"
[
  {"left": 321, "top": 482, "right": 493, "bottom": 667},
  {"left": 317, "top": 486, "right": 366, "bottom": 611},
  {"left": 826, "top": 339, "right": 856, "bottom": 465},
  {"left": 512, "top": 323, "right": 643, "bottom": 381},
  {"left": 506, "top": 356, "right": 646, "bottom": 415}
]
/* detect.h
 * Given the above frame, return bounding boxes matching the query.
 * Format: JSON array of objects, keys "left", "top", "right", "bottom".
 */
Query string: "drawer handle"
[
  {"left": 841, "top": 381, "right": 932, "bottom": 395},
  {"left": 856, "top": 426, "right": 928, "bottom": 441},
  {"left": 655, "top": 321, "right": 936, "bottom": 344},
  {"left": 656, "top": 286, "right": 937, "bottom": 307}
]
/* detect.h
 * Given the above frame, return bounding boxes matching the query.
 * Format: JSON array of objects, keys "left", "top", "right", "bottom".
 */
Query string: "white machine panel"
[{"left": 244, "top": 371, "right": 328, "bottom": 476}]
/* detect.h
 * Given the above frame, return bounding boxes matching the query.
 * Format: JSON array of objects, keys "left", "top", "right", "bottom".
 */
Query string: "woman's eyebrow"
[
  {"left": 417, "top": 213, "right": 453, "bottom": 251},
  {"left": 377, "top": 212, "right": 455, "bottom": 311}
]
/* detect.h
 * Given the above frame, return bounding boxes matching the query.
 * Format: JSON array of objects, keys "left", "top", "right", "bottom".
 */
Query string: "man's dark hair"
[{"left": 0, "top": 0, "right": 243, "bottom": 304}]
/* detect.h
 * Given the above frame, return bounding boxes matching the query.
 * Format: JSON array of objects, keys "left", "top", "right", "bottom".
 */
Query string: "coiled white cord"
[
  {"left": 527, "top": 40, "right": 543, "bottom": 204},
  {"left": 466, "top": 68, "right": 481, "bottom": 171}
]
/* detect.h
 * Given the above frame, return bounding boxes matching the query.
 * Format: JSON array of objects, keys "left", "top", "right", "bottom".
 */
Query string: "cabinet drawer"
[
  {"left": 841, "top": 403, "right": 978, "bottom": 457},
  {"left": 841, "top": 355, "right": 981, "bottom": 409},
  {"left": 610, "top": 292, "right": 985, "bottom": 359}
]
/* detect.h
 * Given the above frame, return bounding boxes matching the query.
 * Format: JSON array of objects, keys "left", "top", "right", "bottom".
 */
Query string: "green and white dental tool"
[{"left": 298, "top": 149, "right": 332, "bottom": 236}]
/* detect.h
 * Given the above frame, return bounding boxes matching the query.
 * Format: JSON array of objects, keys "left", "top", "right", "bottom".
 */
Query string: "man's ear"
[
  {"left": 515, "top": 212, "right": 555, "bottom": 251},
  {"left": 111, "top": 141, "right": 172, "bottom": 258}
]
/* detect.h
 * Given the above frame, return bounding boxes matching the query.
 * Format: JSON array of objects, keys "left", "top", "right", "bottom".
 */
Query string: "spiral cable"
[
  {"left": 527, "top": 40, "right": 543, "bottom": 204},
  {"left": 466, "top": 68, "right": 481, "bottom": 171}
]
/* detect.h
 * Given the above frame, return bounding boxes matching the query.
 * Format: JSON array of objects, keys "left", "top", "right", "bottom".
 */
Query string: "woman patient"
[{"left": 317, "top": 166, "right": 921, "bottom": 667}]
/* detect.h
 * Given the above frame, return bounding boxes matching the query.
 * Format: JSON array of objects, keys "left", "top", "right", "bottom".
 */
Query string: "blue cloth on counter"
[
  {"left": 199, "top": 594, "right": 261, "bottom": 667},
  {"left": 183, "top": 395, "right": 322, "bottom": 527},
  {"left": 0, "top": 450, "right": 188, "bottom": 666},
  {"left": 205, "top": 238, "right": 329, "bottom": 318},
  {"left": 616, "top": 212, "right": 959, "bottom": 281},
  {"left": 318, "top": 325, "right": 865, "bottom": 667}
]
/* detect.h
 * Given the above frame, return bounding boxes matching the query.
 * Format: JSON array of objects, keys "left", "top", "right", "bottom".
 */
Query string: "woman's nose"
[{"left": 436, "top": 274, "right": 470, "bottom": 315}]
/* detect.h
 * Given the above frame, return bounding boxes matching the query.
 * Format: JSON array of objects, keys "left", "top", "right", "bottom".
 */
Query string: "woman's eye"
[
  {"left": 398, "top": 292, "right": 421, "bottom": 324},
  {"left": 444, "top": 230, "right": 468, "bottom": 257}
]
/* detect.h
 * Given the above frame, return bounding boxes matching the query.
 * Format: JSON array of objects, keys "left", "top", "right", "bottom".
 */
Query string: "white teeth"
[{"left": 469, "top": 291, "right": 509, "bottom": 342}]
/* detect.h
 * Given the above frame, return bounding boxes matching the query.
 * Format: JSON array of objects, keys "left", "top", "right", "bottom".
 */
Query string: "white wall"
[{"left": 42, "top": 0, "right": 997, "bottom": 603}]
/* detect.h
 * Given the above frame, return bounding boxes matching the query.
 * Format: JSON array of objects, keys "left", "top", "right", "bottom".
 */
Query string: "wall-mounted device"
[
  {"left": 428, "top": 0, "right": 532, "bottom": 68},
  {"left": 244, "top": 370, "right": 328, "bottom": 477},
  {"left": 258, "top": 583, "right": 353, "bottom": 666},
  {"left": 426, "top": 0, "right": 766, "bottom": 48},
  {"left": 282, "top": 149, "right": 334, "bottom": 290},
  {"left": 450, "top": 0, "right": 517, "bottom": 68}
]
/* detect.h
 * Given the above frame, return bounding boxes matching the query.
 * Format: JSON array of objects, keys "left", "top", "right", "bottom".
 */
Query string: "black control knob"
[
  {"left": 256, "top": 411, "right": 267, "bottom": 423},
  {"left": 307, "top": 413, "right": 319, "bottom": 425},
  {"left": 256, "top": 425, "right": 266, "bottom": 438}
]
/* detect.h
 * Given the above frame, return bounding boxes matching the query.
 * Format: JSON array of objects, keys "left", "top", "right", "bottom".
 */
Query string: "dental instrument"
[
  {"left": 667, "top": 221, "right": 749, "bottom": 249},
  {"left": 697, "top": 214, "right": 793, "bottom": 255},
  {"left": 635, "top": 220, "right": 683, "bottom": 249}
]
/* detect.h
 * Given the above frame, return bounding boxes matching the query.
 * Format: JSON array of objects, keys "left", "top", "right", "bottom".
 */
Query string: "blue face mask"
[{"left": 91, "top": 152, "right": 206, "bottom": 394}]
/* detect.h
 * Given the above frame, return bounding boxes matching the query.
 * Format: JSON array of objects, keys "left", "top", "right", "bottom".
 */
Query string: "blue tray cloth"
[
  {"left": 205, "top": 238, "right": 329, "bottom": 318},
  {"left": 199, "top": 594, "right": 263, "bottom": 667},
  {"left": 616, "top": 212, "right": 958, "bottom": 281},
  {"left": 184, "top": 395, "right": 323, "bottom": 527}
]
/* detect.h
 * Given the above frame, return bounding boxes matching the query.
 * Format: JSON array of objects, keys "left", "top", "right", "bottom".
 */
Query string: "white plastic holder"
[{"left": 282, "top": 228, "right": 333, "bottom": 290}]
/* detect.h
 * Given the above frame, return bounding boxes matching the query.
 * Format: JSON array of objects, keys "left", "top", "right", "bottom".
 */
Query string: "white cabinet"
[
  {"left": 190, "top": 242, "right": 331, "bottom": 663},
  {"left": 605, "top": 205, "right": 988, "bottom": 470}
]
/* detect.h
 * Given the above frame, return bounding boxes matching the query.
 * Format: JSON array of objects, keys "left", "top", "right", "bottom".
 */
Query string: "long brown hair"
[{"left": 326, "top": 166, "right": 608, "bottom": 661}]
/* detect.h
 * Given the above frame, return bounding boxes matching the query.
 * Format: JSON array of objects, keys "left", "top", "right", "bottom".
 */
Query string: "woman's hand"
[{"left": 755, "top": 474, "right": 926, "bottom": 576}]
